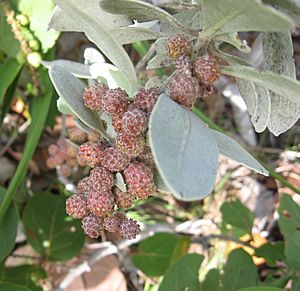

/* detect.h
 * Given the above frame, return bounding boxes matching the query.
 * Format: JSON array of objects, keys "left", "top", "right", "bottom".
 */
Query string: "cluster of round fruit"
[
  {"left": 65, "top": 85, "right": 159, "bottom": 239},
  {"left": 166, "top": 34, "right": 221, "bottom": 107},
  {"left": 46, "top": 137, "right": 79, "bottom": 177}
]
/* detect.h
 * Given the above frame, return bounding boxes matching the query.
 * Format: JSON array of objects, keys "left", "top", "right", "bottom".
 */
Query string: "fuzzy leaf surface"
[{"left": 149, "top": 95, "right": 218, "bottom": 201}]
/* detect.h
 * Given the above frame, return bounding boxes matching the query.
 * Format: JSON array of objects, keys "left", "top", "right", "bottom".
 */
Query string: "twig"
[{"left": 135, "top": 43, "right": 156, "bottom": 73}]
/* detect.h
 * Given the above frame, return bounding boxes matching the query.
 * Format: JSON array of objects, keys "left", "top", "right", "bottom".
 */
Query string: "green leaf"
[
  {"left": 223, "top": 249, "right": 258, "bottom": 291},
  {"left": 22, "top": 192, "right": 85, "bottom": 261},
  {"left": 0, "top": 8, "right": 20, "bottom": 57},
  {"left": 262, "top": 32, "right": 299, "bottom": 136},
  {"left": 0, "top": 58, "right": 22, "bottom": 106},
  {"left": 278, "top": 194, "right": 300, "bottom": 272},
  {"left": 55, "top": 0, "right": 138, "bottom": 91},
  {"left": 254, "top": 242, "right": 284, "bottom": 267},
  {"left": 221, "top": 200, "right": 254, "bottom": 236},
  {"left": 0, "top": 283, "right": 31, "bottom": 291},
  {"left": 197, "top": 0, "right": 293, "bottom": 38},
  {"left": 17, "top": 0, "right": 59, "bottom": 52},
  {"left": 221, "top": 64, "right": 300, "bottom": 109},
  {"left": 132, "top": 233, "right": 189, "bottom": 277},
  {"left": 149, "top": 95, "right": 219, "bottom": 201},
  {"left": 100, "top": 0, "right": 190, "bottom": 34},
  {"left": 158, "top": 253, "right": 204, "bottom": 291},
  {"left": 214, "top": 33, "right": 251, "bottom": 53},
  {"left": 112, "top": 27, "right": 160, "bottom": 45},
  {"left": 237, "top": 288, "right": 285, "bottom": 291},
  {"left": 200, "top": 268, "right": 221, "bottom": 291},
  {"left": 211, "top": 130, "right": 268, "bottom": 176},
  {"left": 49, "top": 65, "right": 109, "bottom": 138},
  {"left": 0, "top": 188, "right": 18, "bottom": 262},
  {"left": 1, "top": 265, "right": 46, "bottom": 291},
  {"left": 261, "top": 274, "right": 290, "bottom": 288}
]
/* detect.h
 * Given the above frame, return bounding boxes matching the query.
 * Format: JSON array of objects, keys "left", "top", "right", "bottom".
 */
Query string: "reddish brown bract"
[
  {"left": 100, "top": 88, "right": 128, "bottom": 116},
  {"left": 87, "top": 190, "right": 114, "bottom": 217},
  {"left": 119, "top": 218, "right": 141, "bottom": 239},
  {"left": 113, "top": 187, "right": 136, "bottom": 209},
  {"left": 103, "top": 212, "right": 126, "bottom": 232},
  {"left": 83, "top": 83, "right": 108, "bottom": 111},
  {"left": 99, "top": 147, "right": 130, "bottom": 172},
  {"left": 122, "top": 107, "right": 148, "bottom": 136},
  {"left": 82, "top": 214, "right": 104, "bottom": 238},
  {"left": 77, "top": 141, "right": 103, "bottom": 168},
  {"left": 115, "top": 133, "right": 145, "bottom": 158},
  {"left": 166, "top": 34, "right": 193, "bottom": 59},
  {"left": 66, "top": 194, "right": 89, "bottom": 219},
  {"left": 133, "top": 87, "right": 159, "bottom": 114},
  {"left": 90, "top": 166, "right": 114, "bottom": 191}
]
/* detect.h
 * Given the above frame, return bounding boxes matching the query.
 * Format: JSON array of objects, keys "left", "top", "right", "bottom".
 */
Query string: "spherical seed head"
[
  {"left": 58, "top": 163, "right": 72, "bottom": 177},
  {"left": 67, "top": 127, "right": 87, "bottom": 144},
  {"left": 113, "top": 187, "right": 136, "bottom": 209},
  {"left": 97, "top": 138, "right": 111, "bottom": 150},
  {"left": 77, "top": 141, "right": 103, "bottom": 168},
  {"left": 133, "top": 88, "right": 159, "bottom": 114},
  {"left": 167, "top": 72, "right": 200, "bottom": 108},
  {"left": 67, "top": 144, "right": 78, "bottom": 158},
  {"left": 193, "top": 54, "right": 220, "bottom": 86},
  {"left": 112, "top": 115, "right": 123, "bottom": 133},
  {"left": 83, "top": 83, "right": 108, "bottom": 111},
  {"left": 174, "top": 55, "right": 192, "bottom": 76},
  {"left": 99, "top": 147, "right": 130, "bottom": 172},
  {"left": 46, "top": 156, "right": 64, "bottom": 169},
  {"left": 82, "top": 214, "right": 104, "bottom": 238},
  {"left": 77, "top": 176, "right": 92, "bottom": 195},
  {"left": 119, "top": 218, "right": 141, "bottom": 239},
  {"left": 136, "top": 146, "right": 156, "bottom": 169},
  {"left": 100, "top": 88, "right": 128, "bottom": 116},
  {"left": 166, "top": 34, "right": 193, "bottom": 59},
  {"left": 48, "top": 144, "right": 59, "bottom": 156},
  {"left": 103, "top": 211, "right": 126, "bottom": 232},
  {"left": 57, "top": 139, "right": 69, "bottom": 160},
  {"left": 115, "top": 133, "right": 145, "bottom": 159},
  {"left": 90, "top": 166, "right": 114, "bottom": 191},
  {"left": 124, "top": 162, "right": 155, "bottom": 199},
  {"left": 66, "top": 194, "right": 89, "bottom": 219},
  {"left": 88, "top": 189, "right": 114, "bottom": 217},
  {"left": 122, "top": 108, "right": 148, "bottom": 136}
]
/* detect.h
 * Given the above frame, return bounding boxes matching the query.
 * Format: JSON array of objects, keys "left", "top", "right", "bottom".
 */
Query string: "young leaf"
[
  {"left": 221, "top": 200, "right": 254, "bottom": 236},
  {"left": 22, "top": 192, "right": 85, "bottom": 261},
  {"left": 0, "top": 188, "right": 18, "bottom": 262},
  {"left": 262, "top": 32, "right": 300, "bottom": 136},
  {"left": 42, "top": 60, "right": 92, "bottom": 79},
  {"left": 55, "top": 0, "right": 138, "bottom": 90},
  {"left": 84, "top": 47, "right": 106, "bottom": 64},
  {"left": 115, "top": 173, "right": 127, "bottom": 192},
  {"left": 197, "top": 0, "right": 293, "bottom": 38},
  {"left": 158, "top": 254, "right": 203, "bottom": 291},
  {"left": 278, "top": 194, "right": 300, "bottom": 272},
  {"left": 221, "top": 64, "right": 300, "bottom": 108},
  {"left": 214, "top": 33, "right": 251, "bottom": 53},
  {"left": 100, "top": 0, "right": 191, "bottom": 34},
  {"left": 49, "top": 65, "right": 108, "bottom": 138},
  {"left": 132, "top": 233, "right": 189, "bottom": 277},
  {"left": 211, "top": 130, "right": 268, "bottom": 176},
  {"left": 223, "top": 249, "right": 258, "bottom": 291},
  {"left": 149, "top": 95, "right": 219, "bottom": 201}
]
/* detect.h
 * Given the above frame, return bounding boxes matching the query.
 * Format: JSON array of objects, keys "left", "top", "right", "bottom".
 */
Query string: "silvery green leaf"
[
  {"left": 115, "top": 173, "right": 127, "bottom": 192},
  {"left": 149, "top": 95, "right": 219, "bottom": 201},
  {"left": 154, "top": 170, "right": 173, "bottom": 194},
  {"left": 84, "top": 47, "right": 106, "bottom": 64},
  {"left": 99, "top": 0, "right": 190, "bottom": 34},
  {"left": 147, "top": 37, "right": 170, "bottom": 69},
  {"left": 214, "top": 33, "right": 251, "bottom": 53},
  {"left": 145, "top": 76, "right": 167, "bottom": 90},
  {"left": 264, "top": 0, "right": 300, "bottom": 26},
  {"left": 211, "top": 130, "right": 268, "bottom": 176},
  {"left": 196, "top": 0, "right": 293, "bottom": 38},
  {"left": 42, "top": 60, "right": 92, "bottom": 78},
  {"left": 112, "top": 27, "right": 160, "bottom": 45},
  {"left": 49, "top": 66, "right": 109, "bottom": 138},
  {"left": 73, "top": 118, "right": 93, "bottom": 134},
  {"left": 130, "top": 20, "right": 160, "bottom": 31},
  {"left": 100, "top": 112, "right": 117, "bottom": 139},
  {"left": 57, "top": 97, "right": 73, "bottom": 115},
  {"left": 236, "top": 79, "right": 271, "bottom": 133},
  {"left": 48, "top": 1, "right": 131, "bottom": 32},
  {"left": 55, "top": 0, "right": 138, "bottom": 91},
  {"left": 262, "top": 32, "right": 300, "bottom": 136},
  {"left": 221, "top": 64, "right": 300, "bottom": 107},
  {"left": 89, "top": 63, "right": 134, "bottom": 96}
]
